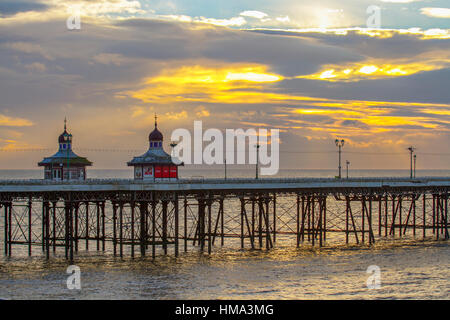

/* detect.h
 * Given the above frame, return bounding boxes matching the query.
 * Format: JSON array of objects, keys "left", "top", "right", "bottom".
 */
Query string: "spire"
[
  {"left": 64, "top": 117, "right": 67, "bottom": 131},
  {"left": 154, "top": 113, "right": 158, "bottom": 128}
]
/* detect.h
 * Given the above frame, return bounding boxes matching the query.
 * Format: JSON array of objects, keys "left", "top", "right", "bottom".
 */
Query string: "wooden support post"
[
  {"left": 273, "top": 194, "right": 276, "bottom": 243},
  {"left": 258, "top": 198, "right": 263, "bottom": 248},
  {"left": 240, "top": 197, "right": 245, "bottom": 249},
  {"left": 324, "top": 196, "right": 327, "bottom": 243},
  {"left": 311, "top": 196, "right": 315, "bottom": 246},
  {"left": 85, "top": 201, "right": 89, "bottom": 251},
  {"left": 318, "top": 197, "right": 323, "bottom": 247},
  {"left": 436, "top": 195, "right": 440, "bottom": 240},
  {"left": 131, "top": 201, "right": 135, "bottom": 258},
  {"left": 74, "top": 203, "right": 79, "bottom": 252},
  {"left": 207, "top": 197, "right": 211, "bottom": 254},
  {"left": 198, "top": 199, "right": 205, "bottom": 252},
  {"left": 162, "top": 200, "right": 168, "bottom": 255},
  {"left": 101, "top": 202, "right": 106, "bottom": 251},
  {"left": 264, "top": 198, "right": 273, "bottom": 250},
  {"left": 345, "top": 196, "right": 349, "bottom": 244},
  {"left": 301, "top": 196, "right": 306, "bottom": 242},
  {"left": 44, "top": 202, "right": 50, "bottom": 259},
  {"left": 385, "top": 196, "right": 388, "bottom": 237},
  {"left": 67, "top": 200, "right": 74, "bottom": 263},
  {"left": 28, "top": 198, "right": 32, "bottom": 256},
  {"left": 391, "top": 196, "right": 396, "bottom": 236},
  {"left": 119, "top": 202, "right": 123, "bottom": 258},
  {"left": 431, "top": 194, "right": 436, "bottom": 234},
  {"left": 296, "top": 194, "right": 300, "bottom": 247},
  {"left": 4, "top": 203, "right": 8, "bottom": 256},
  {"left": 361, "top": 197, "right": 365, "bottom": 244},
  {"left": 378, "top": 198, "right": 382, "bottom": 236},
  {"left": 251, "top": 198, "right": 255, "bottom": 244},
  {"left": 152, "top": 200, "right": 156, "bottom": 259},
  {"left": 220, "top": 197, "right": 224, "bottom": 246},
  {"left": 306, "top": 196, "right": 314, "bottom": 241},
  {"left": 112, "top": 203, "right": 117, "bottom": 257},
  {"left": 444, "top": 194, "right": 448, "bottom": 239},
  {"left": 8, "top": 203, "right": 12, "bottom": 256},
  {"left": 348, "top": 198, "right": 359, "bottom": 244},
  {"left": 399, "top": 196, "right": 402, "bottom": 237},
  {"left": 175, "top": 195, "right": 179, "bottom": 257},
  {"left": 52, "top": 202, "right": 56, "bottom": 253},
  {"left": 140, "top": 202, "right": 147, "bottom": 257},
  {"left": 368, "top": 197, "right": 374, "bottom": 245},
  {"left": 184, "top": 197, "right": 188, "bottom": 252},
  {"left": 413, "top": 197, "right": 416, "bottom": 236},
  {"left": 423, "top": 194, "right": 426, "bottom": 238},
  {"left": 65, "top": 201, "right": 69, "bottom": 259},
  {"left": 96, "top": 202, "right": 100, "bottom": 251},
  {"left": 243, "top": 201, "right": 255, "bottom": 250}
]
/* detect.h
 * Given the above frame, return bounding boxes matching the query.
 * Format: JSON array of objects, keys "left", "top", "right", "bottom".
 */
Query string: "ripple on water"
[{"left": 0, "top": 240, "right": 448, "bottom": 299}]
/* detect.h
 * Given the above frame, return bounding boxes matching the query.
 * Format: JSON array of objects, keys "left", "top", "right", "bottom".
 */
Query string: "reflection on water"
[{"left": 0, "top": 239, "right": 448, "bottom": 300}]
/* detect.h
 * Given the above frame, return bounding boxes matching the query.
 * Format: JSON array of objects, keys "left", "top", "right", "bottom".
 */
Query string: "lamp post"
[
  {"left": 346, "top": 160, "right": 350, "bottom": 179},
  {"left": 335, "top": 139, "right": 345, "bottom": 179},
  {"left": 413, "top": 154, "right": 417, "bottom": 178},
  {"left": 407, "top": 146, "right": 415, "bottom": 179},
  {"left": 170, "top": 142, "right": 178, "bottom": 180},
  {"left": 170, "top": 142, "right": 178, "bottom": 158},
  {"left": 255, "top": 143, "right": 260, "bottom": 180},
  {"left": 224, "top": 157, "right": 227, "bottom": 180}
]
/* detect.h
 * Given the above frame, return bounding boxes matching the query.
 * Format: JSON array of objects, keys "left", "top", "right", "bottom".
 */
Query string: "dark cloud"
[
  {"left": 0, "top": 1, "right": 48, "bottom": 17},
  {"left": 340, "top": 119, "right": 369, "bottom": 129},
  {"left": 250, "top": 29, "right": 450, "bottom": 60}
]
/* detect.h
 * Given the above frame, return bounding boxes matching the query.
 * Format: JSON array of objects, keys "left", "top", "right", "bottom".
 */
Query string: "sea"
[{"left": 0, "top": 168, "right": 448, "bottom": 300}]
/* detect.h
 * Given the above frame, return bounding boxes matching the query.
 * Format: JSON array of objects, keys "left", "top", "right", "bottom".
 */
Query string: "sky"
[{"left": 0, "top": 0, "right": 449, "bottom": 171}]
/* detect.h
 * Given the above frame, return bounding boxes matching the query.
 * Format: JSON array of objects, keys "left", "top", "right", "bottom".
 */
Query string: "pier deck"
[{"left": 1, "top": 177, "right": 448, "bottom": 261}]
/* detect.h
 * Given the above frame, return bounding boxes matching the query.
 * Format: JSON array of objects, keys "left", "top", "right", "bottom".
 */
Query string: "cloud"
[
  {"left": 240, "top": 11, "right": 268, "bottom": 20},
  {"left": 380, "top": 0, "right": 420, "bottom": 3},
  {"left": 0, "top": 15, "right": 448, "bottom": 169},
  {"left": 0, "top": 114, "right": 33, "bottom": 127},
  {"left": 420, "top": 8, "right": 450, "bottom": 19},
  {"left": 276, "top": 16, "right": 290, "bottom": 23},
  {"left": 0, "top": 1, "right": 48, "bottom": 17}
]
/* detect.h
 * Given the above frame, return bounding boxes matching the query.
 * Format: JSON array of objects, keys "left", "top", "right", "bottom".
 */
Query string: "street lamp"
[
  {"left": 255, "top": 143, "right": 260, "bottom": 179},
  {"left": 346, "top": 160, "right": 350, "bottom": 179},
  {"left": 407, "top": 146, "right": 415, "bottom": 179},
  {"left": 170, "top": 142, "right": 178, "bottom": 157},
  {"left": 224, "top": 157, "right": 227, "bottom": 180},
  {"left": 335, "top": 139, "right": 345, "bottom": 179},
  {"left": 414, "top": 154, "right": 417, "bottom": 178}
]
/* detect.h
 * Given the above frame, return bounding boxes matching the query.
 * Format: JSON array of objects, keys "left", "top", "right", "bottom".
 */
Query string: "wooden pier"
[{"left": 0, "top": 177, "right": 448, "bottom": 261}]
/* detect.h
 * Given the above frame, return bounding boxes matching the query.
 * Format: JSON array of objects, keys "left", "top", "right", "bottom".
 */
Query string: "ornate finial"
[
  {"left": 64, "top": 117, "right": 67, "bottom": 131},
  {"left": 154, "top": 113, "right": 158, "bottom": 128}
]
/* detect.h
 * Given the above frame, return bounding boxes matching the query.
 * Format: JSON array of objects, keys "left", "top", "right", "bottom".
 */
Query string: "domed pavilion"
[{"left": 38, "top": 119, "right": 92, "bottom": 181}]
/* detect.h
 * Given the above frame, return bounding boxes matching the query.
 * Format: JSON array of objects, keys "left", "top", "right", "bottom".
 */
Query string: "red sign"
[
  {"left": 154, "top": 166, "right": 162, "bottom": 178},
  {"left": 170, "top": 166, "right": 177, "bottom": 178},
  {"left": 162, "top": 166, "right": 170, "bottom": 178}
]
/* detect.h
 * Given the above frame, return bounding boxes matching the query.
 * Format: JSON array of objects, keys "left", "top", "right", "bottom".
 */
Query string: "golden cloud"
[
  {"left": 0, "top": 114, "right": 33, "bottom": 127},
  {"left": 299, "top": 60, "right": 449, "bottom": 82}
]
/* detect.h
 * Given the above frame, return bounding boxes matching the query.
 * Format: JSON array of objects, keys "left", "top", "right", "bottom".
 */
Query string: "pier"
[{"left": 1, "top": 177, "right": 448, "bottom": 261}]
